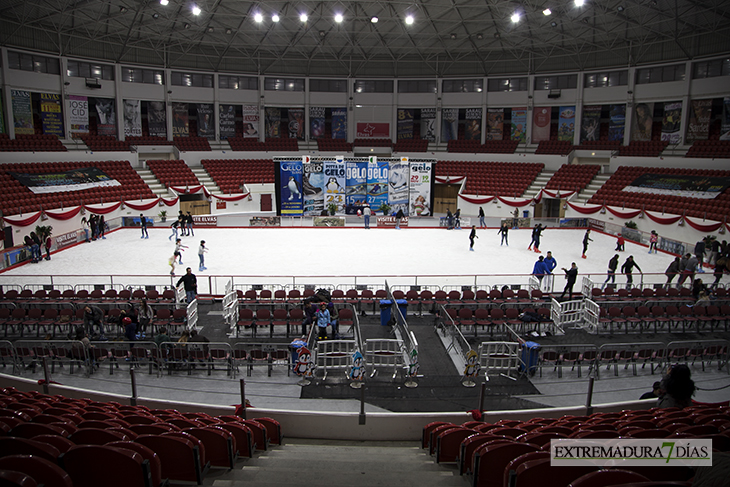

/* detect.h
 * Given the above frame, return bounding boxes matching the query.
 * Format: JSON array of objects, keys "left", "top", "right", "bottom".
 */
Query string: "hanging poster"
[
  {"left": 147, "top": 101, "right": 167, "bottom": 138},
  {"left": 631, "top": 102, "right": 654, "bottom": 141},
  {"left": 580, "top": 105, "right": 602, "bottom": 142},
  {"left": 303, "top": 160, "right": 324, "bottom": 216},
  {"left": 366, "top": 156, "right": 389, "bottom": 211},
  {"left": 0, "top": 95, "right": 4, "bottom": 134},
  {"left": 511, "top": 108, "right": 527, "bottom": 142},
  {"left": 487, "top": 109, "right": 504, "bottom": 141},
  {"left": 608, "top": 104, "right": 626, "bottom": 142},
  {"left": 310, "top": 107, "right": 325, "bottom": 139},
  {"left": 421, "top": 108, "right": 436, "bottom": 142},
  {"left": 279, "top": 159, "right": 303, "bottom": 215},
  {"left": 686, "top": 99, "right": 712, "bottom": 142},
  {"left": 346, "top": 161, "right": 367, "bottom": 211},
  {"left": 660, "top": 101, "right": 682, "bottom": 144},
  {"left": 397, "top": 109, "right": 414, "bottom": 140},
  {"left": 465, "top": 108, "right": 482, "bottom": 141},
  {"left": 356, "top": 122, "right": 389, "bottom": 138},
  {"left": 219, "top": 104, "right": 236, "bottom": 140},
  {"left": 331, "top": 108, "right": 347, "bottom": 139},
  {"left": 409, "top": 161, "right": 432, "bottom": 217},
  {"left": 242, "top": 105, "right": 259, "bottom": 138},
  {"left": 557, "top": 106, "right": 576, "bottom": 142},
  {"left": 123, "top": 99, "right": 142, "bottom": 137},
  {"left": 288, "top": 108, "right": 304, "bottom": 140},
  {"left": 532, "top": 107, "right": 551, "bottom": 143},
  {"left": 441, "top": 108, "right": 458, "bottom": 142},
  {"left": 324, "top": 157, "right": 347, "bottom": 214},
  {"left": 720, "top": 98, "right": 730, "bottom": 141},
  {"left": 265, "top": 107, "right": 281, "bottom": 138},
  {"left": 40, "top": 93, "right": 64, "bottom": 137},
  {"left": 68, "top": 95, "right": 89, "bottom": 137},
  {"left": 197, "top": 103, "right": 214, "bottom": 139},
  {"left": 94, "top": 98, "right": 115, "bottom": 136},
  {"left": 172, "top": 103, "right": 189, "bottom": 137},
  {"left": 389, "top": 157, "right": 410, "bottom": 216},
  {"left": 12, "top": 90, "right": 34, "bottom": 135}
]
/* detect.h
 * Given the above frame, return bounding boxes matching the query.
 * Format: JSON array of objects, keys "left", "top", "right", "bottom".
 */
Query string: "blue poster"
[
  {"left": 511, "top": 108, "right": 527, "bottom": 142},
  {"left": 323, "top": 158, "right": 347, "bottom": 214},
  {"left": 366, "top": 156, "right": 389, "bottom": 212},
  {"left": 310, "top": 107, "right": 325, "bottom": 139},
  {"left": 609, "top": 104, "right": 626, "bottom": 142},
  {"left": 397, "top": 109, "right": 414, "bottom": 139},
  {"left": 279, "top": 160, "right": 303, "bottom": 215},
  {"left": 558, "top": 106, "right": 576, "bottom": 142},
  {"left": 389, "top": 157, "right": 410, "bottom": 216},
  {"left": 346, "top": 161, "right": 367, "bottom": 211},
  {"left": 332, "top": 108, "right": 347, "bottom": 139},
  {"left": 303, "top": 161, "right": 324, "bottom": 216}
]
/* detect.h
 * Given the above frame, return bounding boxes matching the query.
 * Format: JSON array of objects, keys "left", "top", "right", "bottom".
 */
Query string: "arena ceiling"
[{"left": 1, "top": 0, "right": 729, "bottom": 78}]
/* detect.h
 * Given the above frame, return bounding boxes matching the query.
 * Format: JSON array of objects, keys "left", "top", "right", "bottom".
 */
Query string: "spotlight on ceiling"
[
  {"left": 543, "top": 8, "right": 551, "bottom": 15},
  {"left": 575, "top": 0, "right": 585, "bottom": 6},
  {"left": 405, "top": 14, "right": 414, "bottom": 25},
  {"left": 159, "top": 0, "right": 168, "bottom": 5},
  {"left": 319, "top": 30, "right": 326, "bottom": 37},
  {"left": 450, "top": 33, "right": 457, "bottom": 39},
  {"left": 254, "top": 12, "right": 263, "bottom": 23},
  {"left": 183, "top": 22, "right": 190, "bottom": 29},
  {"left": 300, "top": 13, "right": 308, "bottom": 22},
  {"left": 119, "top": 6, "right": 127, "bottom": 13},
  {"left": 192, "top": 5, "right": 201, "bottom": 15},
  {"left": 207, "top": 26, "right": 213, "bottom": 32},
  {"left": 371, "top": 16, "right": 378, "bottom": 23},
  {"left": 476, "top": 33, "right": 483, "bottom": 39},
  {"left": 334, "top": 13, "right": 343, "bottom": 23},
  {"left": 226, "top": 28, "right": 232, "bottom": 34},
  {"left": 272, "top": 14, "right": 279, "bottom": 22},
  {"left": 617, "top": 5, "right": 624, "bottom": 11},
  {"left": 152, "top": 12, "right": 159, "bottom": 19},
  {"left": 494, "top": 32, "right": 500, "bottom": 38},
  {"left": 551, "top": 21, "right": 557, "bottom": 27},
  {"left": 511, "top": 12, "right": 520, "bottom": 23}
]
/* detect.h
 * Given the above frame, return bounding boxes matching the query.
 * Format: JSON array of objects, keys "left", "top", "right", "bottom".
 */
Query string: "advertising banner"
[
  {"left": 388, "top": 157, "right": 410, "bottom": 215},
  {"left": 279, "top": 160, "right": 303, "bottom": 215},
  {"left": 40, "top": 93, "right": 64, "bottom": 137},
  {"left": 310, "top": 107, "right": 325, "bottom": 139},
  {"left": 441, "top": 108, "right": 458, "bottom": 142},
  {"left": 366, "top": 156, "right": 388, "bottom": 210},
  {"left": 686, "top": 99, "right": 712, "bottom": 142},
  {"left": 631, "top": 102, "right": 654, "bottom": 141},
  {"left": 624, "top": 173, "right": 730, "bottom": 199},
  {"left": 532, "top": 107, "right": 551, "bottom": 143},
  {"left": 12, "top": 90, "right": 34, "bottom": 135},
  {"left": 397, "top": 109, "right": 414, "bottom": 139},
  {"left": 303, "top": 161, "right": 324, "bottom": 216},
  {"left": 219, "top": 104, "right": 236, "bottom": 140},
  {"left": 265, "top": 107, "right": 281, "bottom": 138},
  {"left": 465, "top": 108, "right": 482, "bottom": 141},
  {"left": 242, "top": 105, "right": 259, "bottom": 138},
  {"left": 172, "top": 103, "right": 189, "bottom": 137},
  {"left": 197, "top": 103, "right": 214, "bottom": 139},
  {"left": 123, "top": 99, "right": 142, "bottom": 137},
  {"left": 323, "top": 157, "right": 347, "bottom": 214},
  {"left": 660, "top": 101, "right": 682, "bottom": 144},
  {"left": 511, "top": 108, "right": 527, "bottom": 142},
  {"left": 356, "top": 122, "right": 389, "bottom": 138},
  {"left": 608, "top": 104, "right": 626, "bottom": 142},
  {"left": 557, "top": 106, "right": 576, "bottom": 142},
  {"left": 288, "top": 108, "right": 304, "bottom": 140},
  {"left": 147, "top": 101, "right": 166, "bottom": 138},
  {"left": 346, "top": 161, "right": 367, "bottom": 210},
  {"left": 0, "top": 95, "right": 4, "bottom": 134},
  {"left": 487, "top": 108, "right": 504, "bottom": 141},
  {"left": 409, "top": 161, "right": 432, "bottom": 217},
  {"left": 331, "top": 108, "right": 347, "bottom": 139},
  {"left": 10, "top": 167, "right": 121, "bottom": 194},
  {"left": 94, "top": 98, "right": 115, "bottom": 136},
  {"left": 68, "top": 95, "right": 89, "bottom": 137},
  {"left": 421, "top": 108, "right": 436, "bottom": 142},
  {"left": 722, "top": 97, "right": 730, "bottom": 140},
  {"left": 580, "top": 105, "right": 602, "bottom": 142}
]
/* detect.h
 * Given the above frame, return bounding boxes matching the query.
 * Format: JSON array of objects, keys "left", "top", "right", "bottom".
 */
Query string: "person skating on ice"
[
  {"left": 168, "top": 254, "right": 177, "bottom": 276},
  {"left": 615, "top": 234, "right": 625, "bottom": 251},
  {"left": 602, "top": 254, "right": 620, "bottom": 290},
  {"left": 454, "top": 208, "right": 461, "bottom": 229},
  {"left": 498, "top": 223, "right": 509, "bottom": 246},
  {"left": 544, "top": 251, "right": 557, "bottom": 290},
  {"left": 621, "top": 255, "right": 642, "bottom": 289},
  {"left": 558, "top": 262, "right": 578, "bottom": 301},
  {"left": 186, "top": 212, "right": 194, "bottom": 237},
  {"left": 395, "top": 208, "right": 404, "bottom": 229},
  {"left": 446, "top": 208, "right": 454, "bottom": 230},
  {"left": 649, "top": 230, "right": 659, "bottom": 254},
  {"left": 533, "top": 224, "right": 546, "bottom": 253},
  {"left": 174, "top": 239, "right": 188, "bottom": 265},
  {"left": 581, "top": 229, "right": 593, "bottom": 259},
  {"left": 169, "top": 216, "right": 182, "bottom": 241},
  {"left": 527, "top": 224, "right": 539, "bottom": 251},
  {"left": 198, "top": 240, "right": 208, "bottom": 271},
  {"left": 469, "top": 225, "right": 478, "bottom": 251},
  {"left": 478, "top": 207, "right": 485, "bottom": 228},
  {"left": 140, "top": 213, "right": 149, "bottom": 239},
  {"left": 362, "top": 204, "right": 371, "bottom": 229}
]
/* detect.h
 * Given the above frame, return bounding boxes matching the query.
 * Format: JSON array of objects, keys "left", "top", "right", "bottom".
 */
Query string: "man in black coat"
[
  {"left": 176, "top": 267, "right": 198, "bottom": 303},
  {"left": 559, "top": 262, "right": 578, "bottom": 300}
]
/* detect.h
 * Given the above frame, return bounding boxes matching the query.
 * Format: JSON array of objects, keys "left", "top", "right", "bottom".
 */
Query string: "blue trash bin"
[
  {"left": 395, "top": 299, "right": 408, "bottom": 320},
  {"left": 523, "top": 210, "right": 530, "bottom": 218},
  {"left": 520, "top": 341, "right": 540, "bottom": 375},
  {"left": 379, "top": 300, "right": 392, "bottom": 326}
]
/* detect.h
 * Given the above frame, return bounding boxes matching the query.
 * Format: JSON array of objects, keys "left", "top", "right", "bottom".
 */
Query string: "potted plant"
[
  {"left": 624, "top": 220, "right": 637, "bottom": 229},
  {"left": 327, "top": 202, "right": 338, "bottom": 216},
  {"left": 158, "top": 210, "right": 167, "bottom": 222},
  {"left": 379, "top": 202, "right": 391, "bottom": 216}
]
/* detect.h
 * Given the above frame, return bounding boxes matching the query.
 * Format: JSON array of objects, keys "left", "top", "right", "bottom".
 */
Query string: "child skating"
[
  {"left": 168, "top": 254, "right": 177, "bottom": 276},
  {"left": 649, "top": 230, "right": 658, "bottom": 254},
  {"left": 174, "top": 239, "right": 188, "bottom": 265},
  {"left": 469, "top": 225, "right": 478, "bottom": 251},
  {"left": 581, "top": 229, "right": 593, "bottom": 259},
  {"left": 198, "top": 240, "right": 208, "bottom": 271}
]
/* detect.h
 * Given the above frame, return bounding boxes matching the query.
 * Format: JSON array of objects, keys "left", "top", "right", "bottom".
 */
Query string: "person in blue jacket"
[
  {"left": 544, "top": 251, "right": 557, "bottom": 291},
  {"left": 315, "top": 301, "right": 331, "bottom": 340},
  {"left": 532, "top": 255, "right": 549, "bottom": 287}
]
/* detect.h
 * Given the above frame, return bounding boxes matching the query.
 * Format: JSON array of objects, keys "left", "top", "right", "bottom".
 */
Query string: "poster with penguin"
[
  {"left": 463, "top": 349, "right": 481, "bottom": 378},
  {"left": 323, "top": 158, "right": 346, "bottom": 214},
  {"left": 407, "top": 349, "right": 419, "bottom": 377},
  {"left": 279, "top": 160, "right": 303, "bottom": 215},
  {"left": 294, "top": 346, "right": 315, "bottom": 378},
  {"left": 349, "top": 350, "right": 365, "bottom": 381}
]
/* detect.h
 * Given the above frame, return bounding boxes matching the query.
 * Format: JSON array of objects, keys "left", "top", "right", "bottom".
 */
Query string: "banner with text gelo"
[
  {"left": 219, "top": 104, "right": 236, "bottom": 140},
  {"left": 265, "top": 107, "right": 281, "bottom": 138},
  {"left": 279, "top": 160, "right": 303, "bottom": 215},
  {"left": 197, "top": 103, "right": 214, "bottom": 139},
  {"left": 288, "top": 108, "right": 304, "bottom": 140},
  {"left": 631, "top": 102, "right": 654, "bottom": 141},
  {"left": 172, "top": 103, "right": 189, "bottom": 137},
  {"left": 557, "top": 106, "right": 576, "bottom": 142},
  {"left": 722, "top": 97, "right": 730, "bottom": 141},
  {"left": 12, "top": 90, "right": 34, "bottom": 135},
  {"left": 441, "top": 108, "right": 458, "bottom": 142},
  {"left": 661, "top": 101, "right": 682, "bottom": 144},
  {"left": 487, "top": 108, "right": 504, "bottom": 141},
  {"left": 409, "top": 161, "right": 432, "bottom": 217},
  {"left": 310, "top": 107, "right": 325, "bottom": 139},
  {"left": 532, "top": 107, "right": 551, "bottom": 143},
  {"left": 609, "top": 104, "right": 626, "bottom": 142},
  {"left": 366, "top": 156, "right": 389, "bottom": 210},
  {"left": 68, "top": 95, "right": 89, "bottom": 137},
  {"left": 389, "top": 157, "right": 410, "bottom": 215},
  {"left": 332, "top": 108, "right": 347, "bottom": 139},
  {"left": 242, "top": 105, "right": 259, "bottom": 138},
  {"left": 511, "top": 108, "right": 527, "bottom": 142},
  {"left": 397, "top": 109, "right": 414, "bottom": 140},
  {"left": 324, "top": 158, "right": 347, "bottom": 214},
  {"left": 421, "top": 108, "right": 436, "bottom": 142},
  {"left": 686, "top": 99, "right": 712, "bottom": 142},
  {"left": 147, "top": 101, "right": 166, "bottom": 138},
  {"left": 356, "top": 122, "right": 389, "bottom": 138},
  {"left": 94, "top": 98, "right": 115, "bottom": 136},
  {"left": 346, "top": 161, "right": 367, "bottom": 210},
  {"left": 123, "top": 99, "right": 142, "bottom": 137},
  {"left": 581, "top": 105, "right": 602, "bottom": 142},
  {"left": 303, "top": 161, "right": 324, "bottom": 216},
  {"left": 41, "top": 93, "right": 64, "bottom": 137},
  {"left": 465, "top": 108, "right": 482, "bottom": 141}
]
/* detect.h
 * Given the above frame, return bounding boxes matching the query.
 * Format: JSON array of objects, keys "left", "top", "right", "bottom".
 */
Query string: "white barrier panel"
[
  {"left": 581, "top": 276, "right": 595, "bottom": 298},
  {"left": 222, "top": 291, "right": 238, "bottom": 332},
  {"left": 187, "top": 299, "right": 198, "bottom": 331},
  {"left": 365, "top": 339, "right": 403, "bottom": 379},
  {"left": 551, "top": 298, "right": 583, "bottom": 330},
  {"left": 316, "top": 340, "right": 357, "bottom": 380},
  {"left": 528, "top": 276, "right": 540, "bottom": 292},
  {"left": 176, "top": 284, "right": 186, "bottom": 309},
  {"left": 479, "top": 341, "right": 521, "bottom": 379},
  {"left": 583, "top": 299, "right": 600, "bottom": 334}
]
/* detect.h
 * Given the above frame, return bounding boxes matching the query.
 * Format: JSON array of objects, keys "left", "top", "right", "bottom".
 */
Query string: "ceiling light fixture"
[
  {"left": 334, "top": 13, "right": 343, "bottom": 23},
  {"left": 450, "top": 33, "right": 457, "bottom": 39},
  {"left": 192, "top": 5, "right": 201, "bottom": 15},
  {"left": 575, "top": 0, "right": 585, "bottom": 6},
  {"left": 254, "top": 12, "right": 263, "bottom": 23},
  {"left": 543, "top": 8, "right": 551, "bottom": 15},
  {"left": 617, "top": 5, "right": 624, "bottom": 11},
  {"left": 184, "top": 22, "right": 190, "bottom": 29},
  {"left": 152, "top": 12, "right": 159, "bottom": 18},
  {"left": 319, "top": 30, "right": 325, "bottom": 37},
  {"left": 551, "top": 21, "right": 557, "bottom": 26},
  {"left": 159, "top": 0, "right": 168, "bottom": 5},
  {"left": 371, "top": 16, "right": 378, "bottom": 23},
  {"left": 405, "top": 15, "right": 414, "bottom": 25},
  {"left": 494, "top": 32, "right": 500, "bottom": 38},
  {"left": 476, "top": 33, "right": 483, "bottom": 39},
  {"left": 207, "top": 26, "right": 213, "bottom": 32},
  {"left": 272, "top": 14, "right": 279, "bottom": 22},
  {"left": 511, "top": 12, "right": 520, "bottom": 23},
  {"left": 226, "top": 28, "right": 232, "bottom": 34},
  {"left": 300, "top": 13, "right": 308, "bottom": 22},
  {"left": 119, "top": 6, "right": 128, "bottom": 13}
]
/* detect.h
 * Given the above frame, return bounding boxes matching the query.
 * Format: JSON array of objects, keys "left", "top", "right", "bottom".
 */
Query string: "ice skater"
[
  {"left": 140, "top": 213, "right": 149, "bottom": 239},
  {"left": 581, "top": 229, "right": 593, "bottom": 259},
  {"left": 529, "top": 224, "right": 546, "bottom": 253},
  {"left": 544, "top": 251, "right": 557, "bottom": 290},
  {"left": 615, "top": 234, "right": 625, "bottom": 251},
  {"left": 498, "top": 222, "right": 509, "bottom": 246},
  {"left": 185, "top": 212, "right": 194, "bottom": 237},
  {"left": 469, "top": 225, "right": 478, "bottom": 251},
  {"left": 446, "top": 208, "right": 454, "bottom": 230},
  {"left": 168, "top": 254, "right": 177, "bottom": 276},
  {"left": 363, "top": 204, "right": 371, "bottom": 229},
  {"left": 198, "top": 240, "right": 208, "bottom": 271},
  {"left": 558, "top": 262, "right": 578, "bottom": 301},
  {"left": 649, "top": 230, "right": 658, "bottom": 253},
  {"left": 621, "top": 255, "right": 643, "bottom": 289},
  {"left": 395, "top": 208, "right": 404, "bottom": 229},
  {"left": 478, "top": 207, "right": 485, "bottom": 228},
  {"left": 602, "top": 254, "right": 620, "bottom": 289},
  {"left": 174, "top": 239, "right": 188, "bottom": 265},
  {"left": 454, "top": 209, "right": 462, "bottom": 229},
  {"left": 169, "top": 216, "right": 182, "bottom": 241}
]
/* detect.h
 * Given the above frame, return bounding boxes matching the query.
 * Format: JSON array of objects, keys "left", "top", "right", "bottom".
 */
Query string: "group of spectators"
[
  {"left": 640, "top": 364, "right": 696, "bottom": 409},
  {"left": 81, "top": 214, "right": 106, "bottom": 242},
  {"left": 302, "top": 290, "right": 339, "bottom": 340},
  {"left": 23, "top": 231, "right": 51, "bottom": 264}
]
